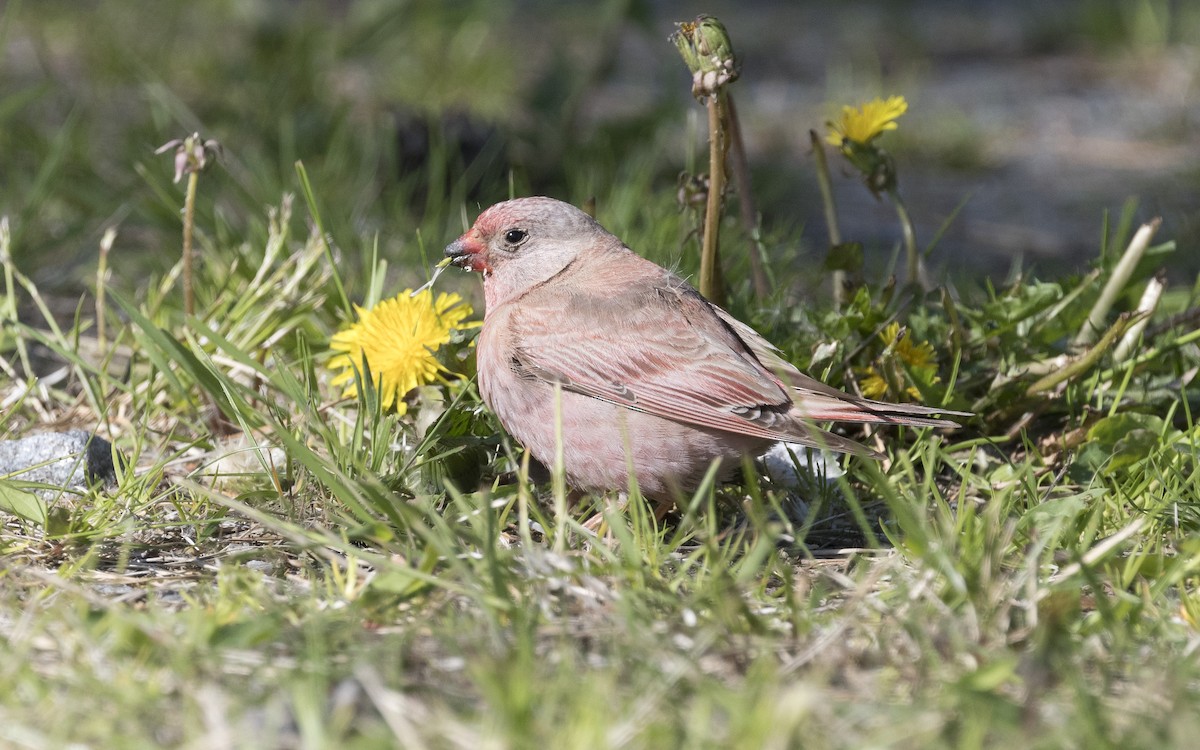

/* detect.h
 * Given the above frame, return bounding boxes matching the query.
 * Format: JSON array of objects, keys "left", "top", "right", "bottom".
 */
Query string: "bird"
[{"left": 445, "top": 196, "right": 967, "bottom": 502}]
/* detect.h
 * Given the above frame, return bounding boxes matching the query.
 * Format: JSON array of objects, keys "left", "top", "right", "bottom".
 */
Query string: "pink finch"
[{"left": 446, "top": 197, "right": 966, "bottom": 501}]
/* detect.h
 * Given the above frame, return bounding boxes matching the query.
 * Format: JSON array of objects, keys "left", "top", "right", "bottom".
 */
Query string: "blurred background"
[{"left": 2, "top": 0, "right": 1198, "bottom": 300}]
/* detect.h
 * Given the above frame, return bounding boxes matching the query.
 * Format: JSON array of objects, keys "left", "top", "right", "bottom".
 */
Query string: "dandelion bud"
[
  {"left": 156, "top": 132, "right": 222, "bottom": 183},
  {"left": 671, "top": 15, "right": 739, "bottom": 98}
]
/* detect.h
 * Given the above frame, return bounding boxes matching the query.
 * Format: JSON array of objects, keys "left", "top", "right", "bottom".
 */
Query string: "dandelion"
[
  {"left": 156, "top": 132, "right": 222, "bottom": 317},
  {"left": 825, "top": 95, "right": 908, "bottom": 150},
  {"left": 670, "top": 13, "right": 745, "bottom": 305},
  {"left": 860, "top": 322, "right": 939, "bottom": 400},
  {"left": 670, "top": 15, "right": 739, "bottom": 98},
  {"left": 156, "top": 132, "right": 222, "bottom": 184},
  {"left": 329, "top": 290, "right": 477, "bottom": 413},
  {"left": 859, "top": 370, "right": 891, "bottom": 400},
  {"left": 822, "top": 95, "right": 924, "bottom": 287},
  {"left": 823, "top": 96, "right": 907, "bottom": 197}
]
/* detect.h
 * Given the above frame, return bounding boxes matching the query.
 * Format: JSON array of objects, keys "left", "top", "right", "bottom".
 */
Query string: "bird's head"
[{"left": 445, "top": 197, "right": 612, "bottom": 309}]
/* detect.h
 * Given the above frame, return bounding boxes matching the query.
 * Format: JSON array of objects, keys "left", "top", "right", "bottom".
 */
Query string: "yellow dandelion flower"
[
  {"left": 328, "top": 289, "right": 478, "bottom": 413},
  {"left": 826, "top": 95, "right": 908, "bottom": 147},
  {"left": 859, "top": 369, "right": 891, "bottom": 400},
  {"left": 882, "top": 321, "right": 935, "bottom": 369},
  {"left": 858, "top": 322, "right": 938, "bottom": 401}
]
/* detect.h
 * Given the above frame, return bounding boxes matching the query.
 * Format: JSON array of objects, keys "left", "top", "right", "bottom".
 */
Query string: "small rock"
[{"left": 0, "top": 430, "right": 119, "bottom": 492}]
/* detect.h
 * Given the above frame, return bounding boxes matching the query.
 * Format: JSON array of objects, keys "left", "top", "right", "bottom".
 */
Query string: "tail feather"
[
  {"left": 792, "top": 391, "right": 970, "bottom": 429},
  {"left": 766, "top": 417, "right": 884, "bottom": 459},
  {"left": 709, "top": 305, "right": 973, "bottom": 436}
]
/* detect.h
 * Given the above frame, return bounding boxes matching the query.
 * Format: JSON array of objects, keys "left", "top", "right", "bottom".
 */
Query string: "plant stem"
[
  {"left": 700, "top": 93, "right": 726, "bottom": 306},
  {"left": 724, "top": 96, "right": 769, "bottom": 299},
  {"left": 295, "top": 161, "right": 351, "bottom": 315},
  {"left": 0, "top": 218, "right": 34, "bottom": 379},
  {"left": 182, "top": 169, "right": 198, "bottom": 317},
  {"left": 1114, "top": 273, "right": 1164, "bottom": 362},
  {"left": 552, "top": 385, "right": 567, "bottom": 554},
  {"left": 810, "top": 130, "right": 844, "bottom": 307},
  {"left": 96, "top": 227, "right": 116, "bottom": 357},
  {"left": 1026, "top": 312, "right": 1138, "bottom": 395},
  {"left": 1073, "top": 218, "right": 1160, "bottom": 349},
  {"left": 888, "top": 186, "right": 921, "bottom": 288}
]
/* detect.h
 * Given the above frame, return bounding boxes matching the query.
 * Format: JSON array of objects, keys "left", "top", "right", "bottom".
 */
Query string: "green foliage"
[
  {"left": 0, "top": 480, "right": 45, "bottom": 526},
  {"left": 1, "top": 2, "right": 1200, "bottom": 748}
]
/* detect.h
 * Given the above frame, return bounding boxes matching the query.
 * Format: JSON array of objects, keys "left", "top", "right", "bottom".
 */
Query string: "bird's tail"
[{"left": 793, "top": 391, "right": 970, "bottom": 429}]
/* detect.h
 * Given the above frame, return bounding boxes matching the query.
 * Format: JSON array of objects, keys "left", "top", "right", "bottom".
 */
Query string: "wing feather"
[
  {"left": 503, "top": 254, "right": 964, "bottom": 457},
  {"left": 710, "top": 307, "right": 970, "bottom": 427},
  {"left": 506, "top": 265, "right": 876, "bottom": 455}
]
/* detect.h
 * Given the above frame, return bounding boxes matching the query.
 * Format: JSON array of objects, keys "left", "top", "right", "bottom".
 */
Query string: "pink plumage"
[{"left": 446, "top": 197, "right": 966, "bottom": 500}]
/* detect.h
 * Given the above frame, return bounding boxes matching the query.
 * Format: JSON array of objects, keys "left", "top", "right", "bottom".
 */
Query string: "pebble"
[{"left": 0, "top": 430, "right": 119, "bottom": 492}]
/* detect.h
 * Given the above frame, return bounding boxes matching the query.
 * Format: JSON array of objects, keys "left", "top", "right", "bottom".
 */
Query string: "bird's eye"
[{"left": 503, "top": 228, "right": 528, "bottom": 246}]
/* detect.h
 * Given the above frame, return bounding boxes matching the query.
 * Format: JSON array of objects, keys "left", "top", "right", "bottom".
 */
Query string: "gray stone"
[{"left": 0, "top": 430, "right": 119, "bottom": 492}]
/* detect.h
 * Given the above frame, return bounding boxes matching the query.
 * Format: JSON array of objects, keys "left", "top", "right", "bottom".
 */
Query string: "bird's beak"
[{"left": 445, "top": 232, "right": 486, "bottom": 272}]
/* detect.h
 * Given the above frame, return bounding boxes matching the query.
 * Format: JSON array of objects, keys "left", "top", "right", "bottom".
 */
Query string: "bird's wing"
[
  {"left": 710, "top": 307, "right": 971, "bottom": 427},
  {"left": 505, "top": 270, "right": 877, "bottom": 455}
]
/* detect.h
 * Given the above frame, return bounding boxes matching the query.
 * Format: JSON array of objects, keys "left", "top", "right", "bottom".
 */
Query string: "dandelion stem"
[
  {"left": 182, "top": 170, "right": 198, "bottom": 317},
  {"left": 700, "top": 93, "right": 726, "bottom": 306},
  {"left": 810, "top": 130, "right": 844, "bottom": 307},
  {"left": 725, "top": 96, "right": 769, "bottom": 300},
  {"left": 888, "top": 186, "right": 921, "bottom": 288},
  {"left": 96, "top": 227, "right": 116, "bottom": 357}
]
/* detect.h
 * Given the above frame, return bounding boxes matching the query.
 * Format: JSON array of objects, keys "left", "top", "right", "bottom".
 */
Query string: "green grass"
[{"left": 3, "top": 2, "right": 1200, "bottom": 748}]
